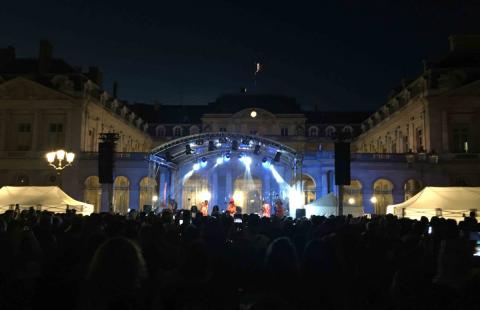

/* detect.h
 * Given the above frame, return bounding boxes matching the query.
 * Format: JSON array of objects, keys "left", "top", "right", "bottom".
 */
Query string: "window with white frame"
[
  {"left": 156, "top": 126, "right": 165, "bottom": 137},
  {"left": 189, "top": 125, "right": 200, "bottom": 135},
  {"left": 325, "top": 126, "right": 336, "bottom": 137},
  {"left": 173, "top": 126, "right": 182, "bottom": 137}
]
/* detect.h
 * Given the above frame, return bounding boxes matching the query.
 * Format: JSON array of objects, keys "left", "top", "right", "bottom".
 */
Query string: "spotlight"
[
  {"left": 348, "top": 197, "right": 355, "bottom": 205},
  {"left": 208, "top": 141, "right": 215, "bottom": 151},
  {"left": 186, "top": 145, "right": 192, "bottom": 155},
  {"left": 262, "top": 157, "right": 271, "bottom": 168},
  {"left": 216, "top": 157, "right": 224, "bottom": 165},
  {"left": 224, "top": 153, "right": 231, "bottom": 161},
  {"left": 200, "top": 157, "right": 207, "bottom": 168},
  {"left": 273, "top": 151, "right": 281, "bottom": 162},
  {"left": 240, "top": 155, "right": 252, "bottom": 166},
  {"left": 232, "top": 140, "right": 238, "bottom": 151},
  {"left": 254, "top": 145, "right": 261, "bottom": 155},
  {"left": 196, "top": 139, "right": 204, "bottom": 145},
  {"left": 370, "top": 196, "right": 377, "bottom": 204},
  {"left": 193, "top": 163, "right": 200, "bottom": 171}
]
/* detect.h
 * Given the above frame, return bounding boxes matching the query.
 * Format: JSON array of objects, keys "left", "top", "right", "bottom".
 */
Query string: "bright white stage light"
[
  {"left": 224, "top": 154, "right": 231, "bottom": 162},
  {"left": 262, "top": 158, "right": 271, "bottom": 169},
  {"left": 193, "top": 163, "right": 200, "bottom": 171},
  {"left": 370, "top": 196, "right": 377, "bottom": 204},
  {"left": 269, "top": 165, "right": 285, "bottom": 184},
  {"left": 216, "top": 157, "right": 224, "bottom": 165},
  {"left": 240, "top": 155, "right": 252, "bottom": 166},
  {"left": 348, "top": 197, "right": 355, "bottom": 205},
  {"left": 200, "top": 158, "right": 208, "bottom": 168},
  {"left": 288, "top": 186, "right": 304, "bottom": 218},
  {"left": 199, "top": 191, "right": 211, "bottom": 201}
]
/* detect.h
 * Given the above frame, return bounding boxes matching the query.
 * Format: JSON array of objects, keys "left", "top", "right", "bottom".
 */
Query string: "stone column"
[
  {"left": 130, "top": 182, "right": 140, "bottom": 211},
  {"left": 321, "top": 172, "right": 328, "bottom": 196},
  {"left": 211, "top": 172, "right": 218, "bottom": 212},
  {"left": 159, "top": 171, "right": 167, "bottom": 205},
  {"left": 226, "top": 170, "right": 232, "bottom": 201}
]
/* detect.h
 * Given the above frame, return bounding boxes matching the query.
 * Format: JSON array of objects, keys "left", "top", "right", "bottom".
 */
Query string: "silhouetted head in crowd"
[
  {"left": 87, "top": 237, "right": 147, "bottom": 307},
  {"left": 265, "top": 237, "right": 299, "bottom": 278}
]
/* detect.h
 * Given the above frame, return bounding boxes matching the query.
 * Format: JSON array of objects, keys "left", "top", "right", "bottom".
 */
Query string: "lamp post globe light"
[{"left": 46, "top": 149, "right": 75, "bottom": 171}]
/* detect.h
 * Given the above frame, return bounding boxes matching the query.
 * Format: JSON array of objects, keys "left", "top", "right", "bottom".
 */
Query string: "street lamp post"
[{"left": 46, "top": 149, "right": 75, "bottom": 172}]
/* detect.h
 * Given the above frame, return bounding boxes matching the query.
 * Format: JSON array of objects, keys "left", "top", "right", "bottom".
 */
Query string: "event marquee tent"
[
  {"left": 387, "top": 187, "right": 480, "bottom": 222},
  {"left": 0, "top": 186, "right": 94, "bottom": 215},
  {"left": 304, "top": 192, "right": 364, "bottom": 217}
]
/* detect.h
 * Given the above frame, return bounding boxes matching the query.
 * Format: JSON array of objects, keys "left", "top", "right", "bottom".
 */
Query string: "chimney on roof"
[
  {"left": 88, "top": 66, "right": 103, "bottom": 87},
  {"left": 448, "top": 35, "right": 480, "bottom": 53},
  {"left": 38, "top": 40, "right": 53, "bottom": 74},
  {"left": 112, "top": 81, "right": 118, "bottom": 98},
  {"left": 0, "top": 46, "right": 15, "bottom": 68}
]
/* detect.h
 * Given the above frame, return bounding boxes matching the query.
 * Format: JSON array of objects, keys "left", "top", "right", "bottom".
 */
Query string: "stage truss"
[{"left": 149, "top": 132, "right": 302, "bottom": 169}]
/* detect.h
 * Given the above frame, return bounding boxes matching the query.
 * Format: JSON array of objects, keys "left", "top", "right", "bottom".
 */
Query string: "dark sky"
[{"left": 1, "top": 0, "right": 479, "bottom": 111}]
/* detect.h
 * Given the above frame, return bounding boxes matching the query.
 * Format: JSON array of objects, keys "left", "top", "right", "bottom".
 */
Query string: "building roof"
[
  {"left": 0, "top": 58, "right": 76, "bottom": 74},
  {"left": 128, "top": 103, "right": 207, "bottom": 124},
  {"left": 208, "top": 93, "right": 301, "bottom": 114},
  {"left": 304, "top": 111, "right": 372, "bottom": 124}
]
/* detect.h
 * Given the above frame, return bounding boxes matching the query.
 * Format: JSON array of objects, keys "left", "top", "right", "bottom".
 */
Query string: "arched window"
[
  {"left": 183, "top": 174, "right": 209, "bottom": 210},
  {"left": 404, "top": 179, "right": 422, "bottom": 201},
  {"left": 309, "top": 126, "right": 318, "bottom": 137},
  {"left": 156, "top": 126, "right": 165, "bottom": 137},
  {"left": 302, "top": 174, "right": 316, "bottom": 204},
  {"left": 139, "top": 177, "right": 158, "bottom": 211},
  {"left": 113, "top": 176, "right": 130, "bottom": 214},
  {"left": 84, "top": 176, "right": 101, "bottom": 213},
  {"left": 325, "top": 126, "right": 336, "bottom": 138},
  {"left": 189, "top": 125, "right": 200, "bottom": 135},
  {"left": 372, "top": 179, "right": 394, "bottom": 214},
  {"left": 343, "top": 180, "right": 363, "bottom": 207},
  {"left": 173, "top": 126, "right": 182, "bottom": 137},
  {"left": 342, "top": 125, "right": 354, "bottom": 135}
]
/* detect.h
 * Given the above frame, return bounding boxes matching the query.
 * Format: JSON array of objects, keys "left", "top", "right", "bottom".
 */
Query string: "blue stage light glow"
[
  {"left": 262, "top": 157, "right": 271, "bottom": 168},
  {"left": 216, "top": 157, "right": 224, "bottom": 165},
  {"left": 240, "top": 155, "right": 252, "bottom": 166},
  {"left": 193, "top": 163, "right": 200, "bottom": 171},
  {"left": 224, "top": 153, "right": 231, "bottom": 161},
  {"left": 200, "top": 157, "right": 207, "bottom": 168}
]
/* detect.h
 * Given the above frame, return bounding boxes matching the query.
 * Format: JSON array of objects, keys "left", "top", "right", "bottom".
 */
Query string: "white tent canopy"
[
  {"left": 0, "top": 186, "right": 94, "bottom": 216},
  {"left": 387, "top": 187, "right": 480, "bottom": 222},
  {"left": 304, "top": 192, "right": 363, "bottom": 217}
]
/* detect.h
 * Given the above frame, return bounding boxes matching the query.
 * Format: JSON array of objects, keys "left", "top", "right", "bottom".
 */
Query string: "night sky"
[{"left": 1, "top": 1, "right": 479, "bottom": 111}]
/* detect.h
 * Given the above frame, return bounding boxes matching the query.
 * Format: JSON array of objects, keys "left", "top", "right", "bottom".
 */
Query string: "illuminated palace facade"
[{"left": 0, "top": 36, "right": 479, "bottom": 215}]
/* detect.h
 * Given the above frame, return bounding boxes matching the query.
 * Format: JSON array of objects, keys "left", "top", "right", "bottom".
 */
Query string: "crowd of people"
[{"left": 0, "top": 205, "right": 480, "bottom": 310}]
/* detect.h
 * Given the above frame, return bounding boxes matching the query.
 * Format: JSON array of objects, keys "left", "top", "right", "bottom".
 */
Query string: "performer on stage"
[
  {"left": 261, "top": 201, "right": 271, "bottom": 218},
  {"left": 200, "top": 200, "right": 209, "bottom": 216},
  {"left": 274, "top": 199, "right": 284, "bottom": 218},
  {"left": 227, "top": 198, "right": 236, "bottom": 216}
]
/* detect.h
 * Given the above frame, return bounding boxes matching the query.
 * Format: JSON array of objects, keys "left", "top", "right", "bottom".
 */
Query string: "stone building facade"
[{"left": 0, "top": 36, "right": 479, "bottom": 215}]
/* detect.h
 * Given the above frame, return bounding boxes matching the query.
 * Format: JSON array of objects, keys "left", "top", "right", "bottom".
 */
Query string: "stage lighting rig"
[
  {"left": 208, "top": 141, "right": 216, "bottom": 151},
  {"left": 232, "top": 140, "right": 239, "bottom": 151},
  {"left": 273, "top": 151, "right": 281, "bottom": 162}
]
